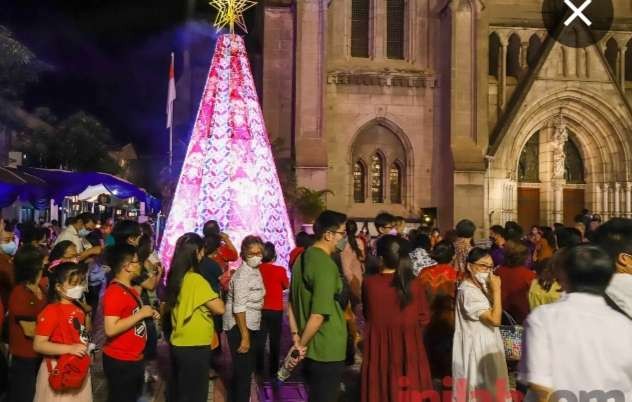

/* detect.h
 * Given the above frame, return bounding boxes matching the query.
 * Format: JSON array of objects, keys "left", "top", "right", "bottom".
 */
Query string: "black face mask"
[{"left": 131, "top": 268, "right": 150, "bottom": 286}]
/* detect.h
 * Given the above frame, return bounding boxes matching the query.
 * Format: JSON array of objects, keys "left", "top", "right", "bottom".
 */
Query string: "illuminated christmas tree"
[{"left": 159, "top": 31, "right": 295, "bottom": 267}]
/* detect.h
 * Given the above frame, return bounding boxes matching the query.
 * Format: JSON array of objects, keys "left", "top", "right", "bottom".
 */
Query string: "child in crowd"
[
  {"left": 102, "top": 244, "right": 159, "bottom": 402},
  {"left": 33, "top": 262, "right": 92, "bottom": 402}
]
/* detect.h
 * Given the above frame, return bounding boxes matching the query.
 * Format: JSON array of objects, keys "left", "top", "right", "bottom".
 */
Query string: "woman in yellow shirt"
[
  {"left": 166, "top": 233, "right": 225, "bottom": 402},
  {"left": 528, "top": 258, "right": 563, "bottom": 310}
]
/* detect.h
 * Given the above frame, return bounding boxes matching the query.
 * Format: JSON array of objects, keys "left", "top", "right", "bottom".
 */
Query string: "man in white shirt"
[
  {"left": 54, "top": 212, "right": 98, "bottom": 255},
  {"left": 519, "top": 245, "right": 632, "bottom": 402},
  {"left": 594, "top": 218, "right": 632, "bottom": 319}
]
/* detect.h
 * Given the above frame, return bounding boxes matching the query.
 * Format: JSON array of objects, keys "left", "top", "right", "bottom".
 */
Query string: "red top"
[
  {"left": 102, "top": 283, "right": 147, "bottom": 361},
  {"left": 36, "top": 303, "right": 87, "bottom": 345},
  {"left": 288, "top": 247, "right": 304, "bottom": 271},
  {"left": 495, "top": 265, "right": 536, "bottom": 324},
  {"left": 213, "top": 244, "right": 239, "bottom": 272},
  {"left": 9, "top": 284, "right": 48, "bottom": 358},
  {"left": 418, "top": 264, "right": 457, "bottom": 306},
  {"left": 259, "top": 263, "right": 289, "bottom": 311},
  {"left": 361, "top": 273, "right": 432, "bottom": 402}
]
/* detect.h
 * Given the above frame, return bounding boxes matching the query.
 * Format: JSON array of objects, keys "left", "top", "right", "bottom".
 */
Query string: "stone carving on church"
[{"left": 552, "top": 111, "right": 568, "bottom": 180}]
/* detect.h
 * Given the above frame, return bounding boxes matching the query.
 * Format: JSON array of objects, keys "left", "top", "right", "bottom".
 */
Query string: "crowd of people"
[{"left": 0, "top": 208, "right": 630, "bottom": 402}]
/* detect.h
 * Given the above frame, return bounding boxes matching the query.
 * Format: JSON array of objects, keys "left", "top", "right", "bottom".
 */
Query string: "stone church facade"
[{"left": 260, "top": 0, "right": 632, "bottom": 236}]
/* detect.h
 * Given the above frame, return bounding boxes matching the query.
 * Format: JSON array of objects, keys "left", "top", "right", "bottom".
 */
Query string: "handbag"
[
  {"left": 499, "top": 311, "right": 523, "bottom": 361},
  {"left": 45, "top": 303, "right": 91, "bottom": 392},
  {"left": 46, "top": 354, "right": 91, "bottom": 392}
]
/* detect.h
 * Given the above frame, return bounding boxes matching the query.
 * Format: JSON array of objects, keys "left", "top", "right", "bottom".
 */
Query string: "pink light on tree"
[{"left": 159, "top": 34, "right": 295, "bottom": 269}]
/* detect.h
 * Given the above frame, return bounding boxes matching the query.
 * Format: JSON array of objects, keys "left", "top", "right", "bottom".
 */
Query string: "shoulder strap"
[
  {"left": 111, "top": 281, "right": 143, "bottom": 309},
  {"left": 605, "top": 293, "right": 632, "bottom": 320}
]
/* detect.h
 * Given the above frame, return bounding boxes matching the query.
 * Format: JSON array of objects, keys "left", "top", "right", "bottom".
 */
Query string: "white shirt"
[
  {"left": 606, "top": 273, "right": 632, "bottom": 319},
  {"left": 223, "top": 262, "right": 265, "bottom": 332},
  {"left": 453, "top": 281, "right": 510, "bottom": 401},
  {"left": 519, "top": 293, "right": 632, "bottom": 401},
  {"left": 54, "top": 225, "right": 87, "bottom": 253}
]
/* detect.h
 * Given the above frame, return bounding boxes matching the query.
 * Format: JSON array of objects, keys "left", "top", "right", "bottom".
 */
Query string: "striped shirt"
[{"left": 223, "top": 262, "right": 265, "bottom": 331}]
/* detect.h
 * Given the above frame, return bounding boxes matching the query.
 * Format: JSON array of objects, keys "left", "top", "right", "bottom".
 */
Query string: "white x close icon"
[{"left": 564, "top": 0, "right": 592, "bottom": 26}]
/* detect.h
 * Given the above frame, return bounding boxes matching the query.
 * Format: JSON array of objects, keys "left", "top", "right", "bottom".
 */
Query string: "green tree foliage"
[
  {"left": 0, "top": 26, "right": 44, "bottom": 101},
  {"left": 17, "top": 111, "right": 120, "bottom": 174}
]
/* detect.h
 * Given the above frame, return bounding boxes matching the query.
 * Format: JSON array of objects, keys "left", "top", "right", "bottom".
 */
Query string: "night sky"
[{"left": 1, "top": 0, "right": 262, "bottom": 174}]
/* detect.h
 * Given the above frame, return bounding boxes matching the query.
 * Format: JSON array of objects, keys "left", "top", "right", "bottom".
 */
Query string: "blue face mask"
[
  {"left": 78, "top": 228, "right": 91, "bottom": 237},
  {"left": 0, "top": 241, "right": 17, "bottom": 256}
]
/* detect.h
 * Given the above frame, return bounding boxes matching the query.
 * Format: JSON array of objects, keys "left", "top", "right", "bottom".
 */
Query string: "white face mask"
[
  {"left": 246, "top": 256, "right": 262, "bottom": 268},
  {"left": 64, "top": 285, "right": 85, "bottom": 300},
  {"left": 388, "top": 229, "right": 398, "bottom": 236},
  {"left": 474, "top": 272, "right": 490, "bottom": 285}
]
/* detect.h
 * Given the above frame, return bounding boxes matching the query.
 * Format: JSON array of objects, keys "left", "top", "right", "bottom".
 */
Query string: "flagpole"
[
  {"left": 167, "top": 51, "right": 175, "bottom": 172},
  {"left": 169, "top": 119, "right": 173, "bottom": 170}
]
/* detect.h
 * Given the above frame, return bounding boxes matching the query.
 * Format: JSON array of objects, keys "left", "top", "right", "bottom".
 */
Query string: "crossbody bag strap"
[
  {"left": 111, "top": 281, "right": 143, "bottom": 309},
  {"left": 605, "top": 293, "right": 632, "bottom": 320}
]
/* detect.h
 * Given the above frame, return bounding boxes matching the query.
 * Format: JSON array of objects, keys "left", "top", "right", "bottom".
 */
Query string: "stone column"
[
  {"left": 294, "top": 0, "right": 329, "bottom": 190},
  {"left": 615, "top": 182, "right": 622, "bottom": 218},
  {"left": 626, "top": 182, "right": 632, "bottom": 218},
  {"left": 602, "top": 183, "right": 610, "bottom": 221},
  {"left": 619, "top": 46, "right": 626, "bottom": 92},
  {"left": 594, "top": 183, "right": 602, "bottom": 217},
  {"left": 519, "top": 41, "right": 528, "bottom": 70},
  {"left": 551, "top": 112, "right": 568, "bottom": 224},
  {"left": 553, "top": 182, "right": 564, "bottom": 224},
  {"left": 499, "top": 39, "right": 507, "bottom": 109}
]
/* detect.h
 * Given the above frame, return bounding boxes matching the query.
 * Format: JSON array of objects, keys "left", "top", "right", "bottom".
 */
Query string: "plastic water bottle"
[{"left": 276, "top": 349, "right": 301, "bottom": 382}]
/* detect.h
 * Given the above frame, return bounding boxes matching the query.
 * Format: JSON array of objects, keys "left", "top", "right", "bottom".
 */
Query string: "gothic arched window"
[
  {"left": 518, "top": 132, "right": 540, "bottom": 183},
  {"left": 371, "top": 153, "right": 384, "bottom": 203},
  {"left": 564, "top": 139, "right": 585, "bottom": 184},
  {"left": 351, "top": 0, "right": 370, "bottom": 58},
  {"left": 353, "top": 161, "right": 367, "bottom": 203},
  {"left": 389, "top": 162, "right": 402, "bottom": 204},
  {"left": 386, "top": 0, "right": 405, "bottom": 59}
]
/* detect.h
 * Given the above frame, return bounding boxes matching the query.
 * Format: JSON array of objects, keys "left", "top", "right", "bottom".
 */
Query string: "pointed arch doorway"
[{"left": 517, "top": 130, "right": 586, "bottom": 227}]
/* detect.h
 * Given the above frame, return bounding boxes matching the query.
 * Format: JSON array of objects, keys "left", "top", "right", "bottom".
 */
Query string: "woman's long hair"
[
  {"left": 345, "top": 220, "right": 364, "bottom": 261},
  {"left": 377, "top": 235, "right": 414, "bottom": 309},
  {"left": 534, "top": 258, "right": 555, "bottom": 292},
  {"left": 165, "top": 233, "right": 204, "bottom": 310}
]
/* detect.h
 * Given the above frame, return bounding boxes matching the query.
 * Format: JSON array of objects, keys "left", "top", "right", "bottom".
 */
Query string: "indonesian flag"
[{"left": 166, "top": 52, "right": 176, "bottom": 129}]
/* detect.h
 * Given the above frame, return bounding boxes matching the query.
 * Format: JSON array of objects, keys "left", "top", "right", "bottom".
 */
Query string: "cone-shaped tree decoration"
[{"left": 159, "top": 34, "right": 295, "bottom": 268}]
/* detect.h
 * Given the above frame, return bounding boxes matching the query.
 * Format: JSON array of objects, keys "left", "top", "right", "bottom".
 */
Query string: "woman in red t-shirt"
[
  {"left": 33, "top": 262, "right": 91, "bottom": 402},
  {"left": 257, "top": 242, "right": 289, "bottom": 378},
  {"left": 8, "top": 245, "right": 48, "bottom": 402}
]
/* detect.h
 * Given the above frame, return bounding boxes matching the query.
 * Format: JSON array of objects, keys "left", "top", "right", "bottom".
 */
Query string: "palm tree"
[{"left": 293, "top": 187, "right": 333, "bottom": 224}]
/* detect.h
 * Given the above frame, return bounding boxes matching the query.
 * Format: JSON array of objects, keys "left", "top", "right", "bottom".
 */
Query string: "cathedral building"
[{"left": 259, "top": 0, "right": 632, "bottom": 236}]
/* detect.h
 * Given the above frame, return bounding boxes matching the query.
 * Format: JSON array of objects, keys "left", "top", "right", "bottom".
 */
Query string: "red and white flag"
[{"left": 166, "top": 52, "right": 176, "bottom": 129}]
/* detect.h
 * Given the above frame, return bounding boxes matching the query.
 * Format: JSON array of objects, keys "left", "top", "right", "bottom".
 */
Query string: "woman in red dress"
[{"left": 361, "top": 235, "right": 433, "bottom": 402}]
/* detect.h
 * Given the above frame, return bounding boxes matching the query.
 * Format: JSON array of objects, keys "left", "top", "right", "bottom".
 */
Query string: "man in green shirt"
[{"left": 289, "top": 210, "right": 348, "bottom": 402}]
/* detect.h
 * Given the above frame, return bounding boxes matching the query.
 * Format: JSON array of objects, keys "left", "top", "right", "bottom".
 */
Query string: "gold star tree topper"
[{"left": 209, "top": 0, "right": 258, "bottom": 34}]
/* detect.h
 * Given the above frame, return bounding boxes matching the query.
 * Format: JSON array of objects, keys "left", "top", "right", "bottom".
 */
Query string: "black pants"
[
  {"left": 303, "top": 359, "right": 345, "bottom": 402},
  {"left": 171, "top": 345, "right": 212, "bottom": 402},
  {"left": 8, "top": 356, "right": 41, "bottom": 402},
  {"left": 102, "top": 354, "right": 145, "bottom": 402},
  {"left": 227, "top": 326, "right": 261, "bottom": 402},
  {"left": 257, "top": 310, "right": 283, "bottom": 378}
]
